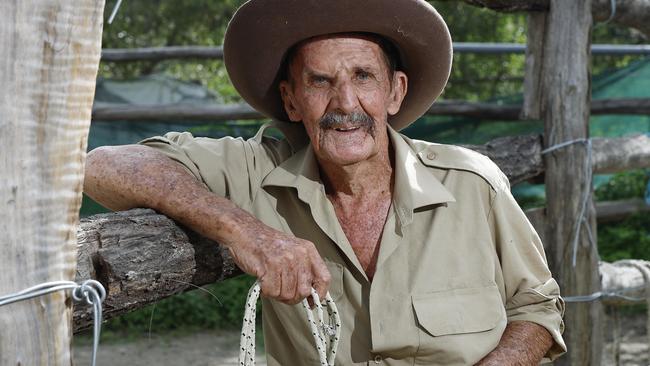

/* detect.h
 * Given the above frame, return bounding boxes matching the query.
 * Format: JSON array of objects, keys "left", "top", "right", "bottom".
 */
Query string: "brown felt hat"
[{"left": 223, "top": 0, "right": 452, "bottom": 131}]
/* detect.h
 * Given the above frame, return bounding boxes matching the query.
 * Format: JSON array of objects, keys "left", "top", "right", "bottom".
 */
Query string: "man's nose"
[{"left": 330, "top": 80, "right": 360, "bottom": 115}]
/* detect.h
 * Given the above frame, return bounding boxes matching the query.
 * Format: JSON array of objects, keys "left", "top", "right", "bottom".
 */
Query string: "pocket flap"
[{"left": 412, "top": 285, "right": 504, "bottom": 336}]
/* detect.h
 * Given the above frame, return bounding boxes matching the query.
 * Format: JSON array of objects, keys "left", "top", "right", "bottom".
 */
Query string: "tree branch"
[{"left": 461, "top": 0, "right": 650, "bottom": 37}]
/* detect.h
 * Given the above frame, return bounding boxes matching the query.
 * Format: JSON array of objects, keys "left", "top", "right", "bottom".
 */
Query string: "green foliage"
[
  {"left": 595, "top": 170, "right": 648, "bottom": 201},
  {"left": 598, "top": 213, "right": 650, "bottom": 262},
  {"left": 103, "top": 275, "right": 260, "bottom": 336},
  {"left": 429, "top": 2, "right": 528, "bottom": 101},
  {"left": 101, "top": 0, "right": 647, "bottom": 105},
  {"left": 595, "top": 170, "right": 650, "bottom": 262},
  {"left": 102, "top": 0, "right": 245, "bottom": 102}
]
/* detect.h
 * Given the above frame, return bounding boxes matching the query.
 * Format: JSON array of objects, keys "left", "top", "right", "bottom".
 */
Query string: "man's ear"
[
  {"left": 279, "top": 81, "right": 302, "bottom": 122},
  {"left": 387, "top": 71, "right": 408, "bottom": 116}
]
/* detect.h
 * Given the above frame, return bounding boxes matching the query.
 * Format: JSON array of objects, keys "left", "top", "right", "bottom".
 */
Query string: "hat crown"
[{"left": 224, "top": 0, "right": 452, "bottom": 130}]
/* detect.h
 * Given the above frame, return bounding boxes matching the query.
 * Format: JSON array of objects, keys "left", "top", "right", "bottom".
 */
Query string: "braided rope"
[{"left": 238, "top": 281, "right": 341, "bottom": 366}]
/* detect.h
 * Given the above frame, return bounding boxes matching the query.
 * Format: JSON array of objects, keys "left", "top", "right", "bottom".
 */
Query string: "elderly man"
[{"left": 84, "top": 0, "right": 566, "bottom": 364}]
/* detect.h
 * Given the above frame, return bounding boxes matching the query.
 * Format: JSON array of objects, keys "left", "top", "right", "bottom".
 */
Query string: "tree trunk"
[
  {"left": 0, "top": 1, "right": 104, "bottom": 365},
  {"left": 540, "top": 0, "right": 602, "bottom": 364},
  {"left": 463, "top": 0, "right": 650, "bottom": 38}
]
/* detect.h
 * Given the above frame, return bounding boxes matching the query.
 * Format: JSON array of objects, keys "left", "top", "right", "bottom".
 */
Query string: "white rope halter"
[{"left": 238, "top": 281, "right": 341, "bottom": 366}]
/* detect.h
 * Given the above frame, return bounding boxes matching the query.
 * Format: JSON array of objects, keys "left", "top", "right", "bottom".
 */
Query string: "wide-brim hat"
[{"left": 224, "top": 0, "right": 452, "bottom": 131}]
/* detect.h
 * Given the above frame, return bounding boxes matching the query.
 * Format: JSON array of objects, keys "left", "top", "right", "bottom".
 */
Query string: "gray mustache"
[{"left": 319, "top": 111, "right": 374, "bottom": 130}]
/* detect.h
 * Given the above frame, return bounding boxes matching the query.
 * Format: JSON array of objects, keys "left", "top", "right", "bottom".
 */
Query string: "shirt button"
[
  {"left": 426, "top": 151, "right": 436, "bottom": 160},
  {"left": 374, "top": 355, "right": 382, "bottom": 363}
]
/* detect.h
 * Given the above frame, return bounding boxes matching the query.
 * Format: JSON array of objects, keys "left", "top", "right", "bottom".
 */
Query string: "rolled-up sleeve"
[
  {"left": 489, "top": 181, "right": 567, "bottom": 361},
  {"left": 139, "top": 131, "right": 279, "bottom": 211}
]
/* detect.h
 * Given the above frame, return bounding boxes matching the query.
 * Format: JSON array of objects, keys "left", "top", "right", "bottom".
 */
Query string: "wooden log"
[
  {"left": 462, "top": 134, "right": 544, "bottom": 184},
  {"left": 429, "top": 100, "right": 521, "bottom": 120},
  {"left": 92, "top": 103, "right": 262, "bottom": 122},
  {"left": 463, "top": 134, "right": 650, "bottom": 184},
  {"left": 73, "top": 200, "right": 650, "bottom": 331},
  {"left": 592, "top": 134, "right": 650, "bottom": 173},
  {"left": 591, "top": 0, "right": 650, "bottom": 38},
  {"left": 463, "top": 0, "right": 549, "bottom": 11},
  {"left": 521, "top": 11, "right": 547, "bottom": 120},
  {"left": 525, "top": 199, "right": 650, "bottom": 244},
  {"left": 99, "top": 43, "right": 650, "bottom": 62},
  {"left": 540, "top": 0, "right": 602, "bottom": 364},
  {"left": 0, "top": 1, "right": 105, "bottom": 365},
  {"left": 591, "top": 98, "right": 650, "bottom": 115},
  {"left": 90, "top": 98, "right": 650, "bottom": 122},
  {"left": 600, "top": 261, "right": 650, "bottom": 306},
  {"left": 595, "top": 198, "right": 650, "bottom": 223},
  {"left": 101, "top": 46, "right": 224, "bottom": 62},
  {"left": 73, "top": 209, "right": 241, "bottom": 332},
  {"left": 462, "top": 0, "right": 650, "bottom": 37}
]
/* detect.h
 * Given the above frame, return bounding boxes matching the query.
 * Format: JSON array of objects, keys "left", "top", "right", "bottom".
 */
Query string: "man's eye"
[
  {"left": 311, "top": 76, "right": 329, "bottom": 85},
  {"left": 356, "top": 71, "right": 372, "bottom": 81}
]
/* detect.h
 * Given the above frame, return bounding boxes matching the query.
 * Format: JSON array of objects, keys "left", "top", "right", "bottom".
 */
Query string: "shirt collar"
[
  {"left": 388, "top": 126, "right": 456, "bottom": 225},
  {"left": 261, "top": 124, "right": 456, "bottom": 222}
]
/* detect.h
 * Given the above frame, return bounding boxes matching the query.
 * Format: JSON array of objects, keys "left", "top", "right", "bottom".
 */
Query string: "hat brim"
[{"left": 224, "top": 0, "right": 452, "bottom": 131}]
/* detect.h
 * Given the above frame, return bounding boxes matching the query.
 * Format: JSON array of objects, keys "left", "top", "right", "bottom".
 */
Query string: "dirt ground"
[
  {"left": 73, "top": 330, "right": 266, "bottom": 366},
  {"left": 601, "top": 312, "right": 650, "bottom": 366},
  {"left": 73, "top": 313, "right": 649, "bottom": 366}
]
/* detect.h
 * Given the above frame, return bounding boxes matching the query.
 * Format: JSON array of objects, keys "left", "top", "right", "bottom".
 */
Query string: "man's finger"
[
  {"left": 295, "top": 262, "right": 313, "bottom": 304},
  {"left": 259, "top": 269, "right": 281, "bottom": 299},
  {"left": 280, "top": 264, "right": 298, "bottom": 303},
  {"left": 311, "top": 257, "right": 331, "bottom": 302}
]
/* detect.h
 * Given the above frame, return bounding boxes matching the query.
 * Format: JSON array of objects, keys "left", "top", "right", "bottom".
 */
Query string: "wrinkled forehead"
[
  {"left": 283, "top": 32, "right": 398, "bottom": 79},
  {"left": 298, "top": 33, "right": 384, "bottom": 60}
]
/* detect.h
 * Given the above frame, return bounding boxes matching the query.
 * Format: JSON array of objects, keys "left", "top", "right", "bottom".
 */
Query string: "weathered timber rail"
[
  {"left": 99, "top": 43, "right": 650, "bottom": 62},
  {"left": 91, "top": 98, "right": 650, "bottom": 122},
  {"left": 463, "top": 0, "right": 650, "bottom": 37},
  {"left": 465, "top": 133, "right": 650, "bottom": 184},
  {"left": 74, "top": 209, "right": 241, "bottom": 331},
  {"left": 73, "top": 199, "right": 650, "bottom": 332}
]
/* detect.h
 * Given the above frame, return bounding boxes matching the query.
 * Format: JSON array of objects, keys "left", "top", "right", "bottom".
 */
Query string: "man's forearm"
[
  {"left": 475, "top": 321, "right": 553, "bottom": 366},
  {"left": 84, "top": 144, "right": 252, "bottom": 246},
  {"left": 84, "top": 144, "right": 332, "bottom": 304}
]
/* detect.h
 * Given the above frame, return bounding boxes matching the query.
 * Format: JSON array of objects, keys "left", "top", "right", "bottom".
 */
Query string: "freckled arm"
[
  {"left": 83, "top": 144, "right": 332, "bottom": 304},
  {"left": 474, "top": 321, "right": 554, "bottom": 366}
]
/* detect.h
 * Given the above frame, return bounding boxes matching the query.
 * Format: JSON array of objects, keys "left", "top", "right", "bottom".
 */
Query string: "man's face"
[{"left": 279, "top": 35, "right": 407, "bottom": 167}]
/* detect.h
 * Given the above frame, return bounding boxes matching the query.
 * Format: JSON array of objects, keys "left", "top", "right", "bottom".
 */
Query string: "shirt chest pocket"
[{"left": 412, "top": 285, "right": 507, "bottom": 365}]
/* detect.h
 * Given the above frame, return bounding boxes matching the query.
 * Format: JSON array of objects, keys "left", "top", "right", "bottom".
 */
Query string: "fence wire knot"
[{"left": 0, "top": 279, "right": 106, "bottom": 366}]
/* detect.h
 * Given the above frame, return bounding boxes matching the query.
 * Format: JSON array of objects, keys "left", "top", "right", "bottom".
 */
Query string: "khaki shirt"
[{"left": 141, "top": 121, "right": 566, "bottom": 365}]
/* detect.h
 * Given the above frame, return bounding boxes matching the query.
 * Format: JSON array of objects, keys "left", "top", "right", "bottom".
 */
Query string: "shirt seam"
[{"left": 486, "top": 186, "right": 498, "bottom": 235}]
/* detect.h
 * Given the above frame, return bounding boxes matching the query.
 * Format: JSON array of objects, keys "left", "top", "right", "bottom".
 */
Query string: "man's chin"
[{"left": 321, "top": 148, "right": 376, "bottom": 167}]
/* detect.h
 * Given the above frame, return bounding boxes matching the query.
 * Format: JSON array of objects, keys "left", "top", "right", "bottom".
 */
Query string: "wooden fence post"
[
  {"left": 0, "top": 1, "right": 105, "bottom": 364},
  {"left": 536, "top": 0, "right": 603, "bottom": 364}
]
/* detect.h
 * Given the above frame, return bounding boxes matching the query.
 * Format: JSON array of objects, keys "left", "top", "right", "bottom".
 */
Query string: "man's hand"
[
  {"left": 85, "top": 144, "right": 330, "bottom": 305},
  {"left": 229, "top": 223, "right": 331, "bottom": 305},
  {"left": 474, "top": 321, "right": 554, "bottom": 366}
]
